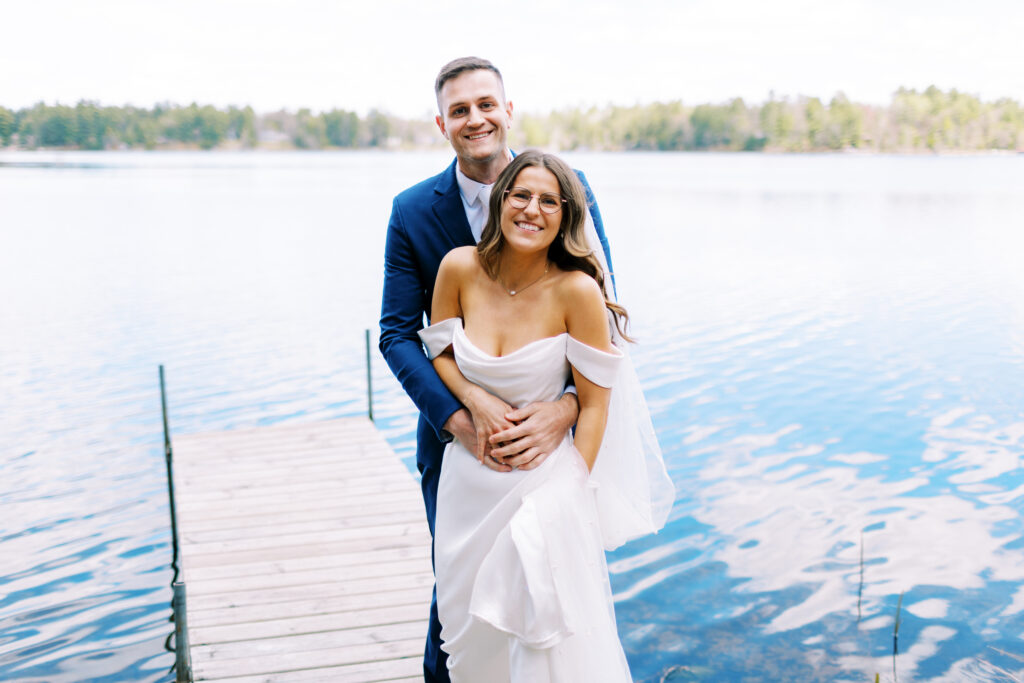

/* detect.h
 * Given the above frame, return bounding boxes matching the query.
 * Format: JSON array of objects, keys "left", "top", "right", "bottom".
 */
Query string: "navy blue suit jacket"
[{"left": 379, "top": 158, "right": 614, "bottom": 474}]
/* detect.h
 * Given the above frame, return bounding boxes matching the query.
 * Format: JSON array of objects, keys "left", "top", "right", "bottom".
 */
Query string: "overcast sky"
[{"left": 3, "top": 0, "right": 1021, "bottom": 118}]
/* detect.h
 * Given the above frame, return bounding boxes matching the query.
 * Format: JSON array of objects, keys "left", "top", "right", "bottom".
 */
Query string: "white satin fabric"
[{"left": 419, "top": 317, "right": 633, "bottom": 683}]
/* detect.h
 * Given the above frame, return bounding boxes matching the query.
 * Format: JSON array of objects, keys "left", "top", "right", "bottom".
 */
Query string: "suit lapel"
[{"left": 432, "top": 160, "right": 474, "bottom": 248}]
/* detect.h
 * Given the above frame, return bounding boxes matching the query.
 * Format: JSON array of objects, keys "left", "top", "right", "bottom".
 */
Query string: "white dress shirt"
[{"left": 455, "top": 163, "right": 492, "bottom": 244}]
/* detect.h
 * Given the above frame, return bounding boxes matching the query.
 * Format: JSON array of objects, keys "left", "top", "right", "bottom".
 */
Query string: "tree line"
[
  {"left": 518, "top": 87, "right": 1023, "bottom": 152},
  {"left": 0, "top": 102, "right": 410, "bottom": 151},
  {"left": 1, "top": 87, "right": 1021, "bottom": 152}
]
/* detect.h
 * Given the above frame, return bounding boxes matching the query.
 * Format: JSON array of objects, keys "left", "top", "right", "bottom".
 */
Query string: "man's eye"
[
  {"left": 451, "top": 107, "right": 467, "bottom": 116},
  {"left": 480, "top": 102, "right": 494, "bottom": 109}
]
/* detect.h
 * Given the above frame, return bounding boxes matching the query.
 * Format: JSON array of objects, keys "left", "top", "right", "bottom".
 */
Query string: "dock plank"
[
  {"left": 174, "top": 417, "right": 432, "bottom": 682},
  {"left": 194, "top": 637, "right": 423, "bottom": 680},
  {"left": 187, "top": 588, "right": 429, "bottom": 629},
  {"left": 190, "top": 603, "right": 426, "bottom": 644},
  {"left": 184, "top": 546, "right": 430, "bottom": 582},
  {"left": 200, "top": 655, "right": 422, "bottom": 683},
  {"left": 186, "top": 558, "right": 428, "bottom": 597}
]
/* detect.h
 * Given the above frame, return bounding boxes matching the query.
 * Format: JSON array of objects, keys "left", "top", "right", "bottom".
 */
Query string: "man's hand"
[
  {"left": 443, "top": 408, "right": 477, "bottom": 450},
  {"left": 489, "top": 393, "right": 579, "bottom": 470}
]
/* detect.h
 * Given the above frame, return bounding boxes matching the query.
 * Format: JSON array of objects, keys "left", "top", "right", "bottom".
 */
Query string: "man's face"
[{"left": 435, "top": 69, "right": 513, "bottom": 167}]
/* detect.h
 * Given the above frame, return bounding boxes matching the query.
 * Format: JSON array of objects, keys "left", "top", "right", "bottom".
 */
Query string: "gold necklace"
[{"left": 500, "top": 263, "right": 549, "bottom": 296}]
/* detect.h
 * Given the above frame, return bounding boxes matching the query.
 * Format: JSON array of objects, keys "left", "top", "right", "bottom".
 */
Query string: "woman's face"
[{"left": 499, "top": 165, "right": 563, "bottom": 256}]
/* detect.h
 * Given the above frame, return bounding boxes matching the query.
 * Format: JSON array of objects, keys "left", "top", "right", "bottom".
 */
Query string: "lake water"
[{"left": 1, "top": 150, "right": 1023, "bottom": 682}]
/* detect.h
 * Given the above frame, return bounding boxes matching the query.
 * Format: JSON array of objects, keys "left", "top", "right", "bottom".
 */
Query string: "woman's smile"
[{"left": 500, "top": 166, "right": 562, "bottom": 251}]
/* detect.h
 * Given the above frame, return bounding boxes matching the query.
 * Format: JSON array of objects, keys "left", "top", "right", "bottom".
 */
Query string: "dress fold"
[
  {"left": 470, "top": 495, "right": 572, "bottom": 649},
  {"left": 420, "top": 316, "right": 651, "bottom": 682}
]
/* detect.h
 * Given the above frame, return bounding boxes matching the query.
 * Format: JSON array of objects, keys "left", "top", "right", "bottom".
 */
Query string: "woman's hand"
[{"left": 463, "top": 386, "right": 516, "bottom": 472}]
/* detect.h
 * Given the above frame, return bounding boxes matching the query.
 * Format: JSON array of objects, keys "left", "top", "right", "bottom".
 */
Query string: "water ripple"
[{"left": 4, "top": 151, "right": 1024, "bottom": 681}]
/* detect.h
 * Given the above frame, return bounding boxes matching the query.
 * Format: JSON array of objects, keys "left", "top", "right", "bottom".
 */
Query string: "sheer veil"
[{"left": 583, "top": 214, "right": 676, "bottom": 550}]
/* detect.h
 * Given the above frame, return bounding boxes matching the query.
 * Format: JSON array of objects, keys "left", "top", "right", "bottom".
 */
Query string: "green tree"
[
  {"left": 293, "top": 108, "right": 326, "bottom": 149},
  {"left": 38, "top": 104, "right": 76, "bottom": 147},
  {"left": 227, "top": 105, "right": 258, "bottom": 147},
  {"left": 760, "top": 95, "right": 795, "bottom": 149},
  {"left": 639, "top": 101, "right": 687, "bottom": 150},
  {"left": 827, "top": 93, "right": 863, "bottom": 148},
  {"left": 74, "top": 100, "right": 109, "bottom": 149},
  {"left": 165, "top": 104, "right": 196, "bottom": 144},
  {"left": 365, "top": 109, "right": 391, "bottom": 147},
  {"left": 131, "top": 116, "right": 160, "bottom": 149},
  {"left": 992, "top": 98, "right": 1023, "bottom": 149},
  {"left": 323, "top": 109, "right": 359, "bottom": 147},
  {"left": 196, "top": 105, "right": 228, "bottom": 149},
  {"left": 690, "top": 98, "right": 750, "bottom": 150},
  {"left": 0, "top": 106, "right": 14, "bottom": 146},
  {"left": 690, "top": 104, "right": 731, "bottom": 149},
  {"left": 805, "top": 97, "right": 827, "bottom": 149}
]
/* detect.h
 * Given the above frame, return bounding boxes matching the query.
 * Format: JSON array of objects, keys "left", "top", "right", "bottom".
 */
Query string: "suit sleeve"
[
  {"left": 576, "top": 170, "right": 616, "bottom": 298},
  {"left": 379, "top": 197, "right": 463, "bottom": 441}
]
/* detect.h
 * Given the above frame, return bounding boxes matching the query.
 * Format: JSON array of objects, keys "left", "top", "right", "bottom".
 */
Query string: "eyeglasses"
[{"left": 503, "top": 187, "right": 566, "bottom": 214}]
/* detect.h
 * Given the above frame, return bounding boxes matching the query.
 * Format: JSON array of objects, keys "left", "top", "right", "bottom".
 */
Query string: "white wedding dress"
[{"left": 419, "top": 317, "right": 672, "bottom": 683}]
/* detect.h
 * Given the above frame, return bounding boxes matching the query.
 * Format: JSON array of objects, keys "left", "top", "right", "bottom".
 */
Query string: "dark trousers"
[{"left": 419, "top": 462, "right": 451, "bottom": 683}]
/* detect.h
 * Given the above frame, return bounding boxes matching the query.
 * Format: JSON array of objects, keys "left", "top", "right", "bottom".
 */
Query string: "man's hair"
[{"left": 434, "top": 57, "right": 505, "bottom": 110}]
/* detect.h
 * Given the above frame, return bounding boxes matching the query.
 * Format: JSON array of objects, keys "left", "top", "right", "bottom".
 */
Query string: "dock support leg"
[
  {"left": 365, "top": 329, "right": 374, "bottom": 422},
  {"left": 173, "top": 582, "right": 193, "bottom": 683}
]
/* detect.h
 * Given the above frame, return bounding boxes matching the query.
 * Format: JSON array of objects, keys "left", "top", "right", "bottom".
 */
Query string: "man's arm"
[
  {"left": 380, "top": 197, "right": 509, "bottom": 471},
  {"left": 379, "top": 197, "right": 462, "bottom": 440},
  {"left": 577, "top": 169, "right": 616, "bottom": 296}
]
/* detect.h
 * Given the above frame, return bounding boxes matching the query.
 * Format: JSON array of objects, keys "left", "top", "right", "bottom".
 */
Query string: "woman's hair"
[{"left": 477, "top": 149, "right": 631, "bottom": 340}]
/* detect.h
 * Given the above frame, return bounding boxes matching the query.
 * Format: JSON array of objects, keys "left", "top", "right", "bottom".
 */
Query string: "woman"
[{"left": 419, "top": 150, "right": 672, "bottom": 682}]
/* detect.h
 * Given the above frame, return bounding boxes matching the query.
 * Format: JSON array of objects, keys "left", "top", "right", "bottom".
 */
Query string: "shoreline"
[{"left": 1, "top": 146, "right": 1020, "bottom": 157}]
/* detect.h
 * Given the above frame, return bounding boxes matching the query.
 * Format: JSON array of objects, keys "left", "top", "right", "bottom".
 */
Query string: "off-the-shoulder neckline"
[{"left": 427, "top": 317, "right": 620, "bottom": 360}]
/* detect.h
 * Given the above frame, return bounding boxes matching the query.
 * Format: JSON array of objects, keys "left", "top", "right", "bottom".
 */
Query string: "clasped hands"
[{"left": 444, "top": 388, "right": 578, "bottom": 472}]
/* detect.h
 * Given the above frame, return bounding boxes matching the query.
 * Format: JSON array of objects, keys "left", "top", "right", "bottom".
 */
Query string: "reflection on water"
[{"left": 1, "top": 151, "right": 1023, "bottom": 681}]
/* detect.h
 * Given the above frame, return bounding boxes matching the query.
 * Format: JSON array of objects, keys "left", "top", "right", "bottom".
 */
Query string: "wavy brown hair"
[{"left": 477, "top": 149, "right": 631, "bottom": 340}]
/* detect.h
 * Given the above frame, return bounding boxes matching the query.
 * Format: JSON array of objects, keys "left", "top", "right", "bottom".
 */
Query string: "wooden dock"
[{"left": 173, "top": 417, "right": 433, "bottom": 682}]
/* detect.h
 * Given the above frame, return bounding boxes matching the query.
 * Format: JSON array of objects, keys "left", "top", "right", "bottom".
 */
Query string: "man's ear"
[
  {"left": 506, "top": 100, "right": 514, "bottom": 127},
  {"left": 435, "top": 114, "right": 449, "bottom": 139}
]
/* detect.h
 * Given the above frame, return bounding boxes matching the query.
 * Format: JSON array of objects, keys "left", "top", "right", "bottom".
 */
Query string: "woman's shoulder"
[
  {"left": 442, "top": 245, "right": 478, "bottom": 264},
  {"left": 554, "top": 268, "right": 612, "bottom": 348},
  {"left": 553, "top": 267, "right": 604, "bottom": 305},
  {"left": 439, "top": 246, "right": 481, "bottom": 274}
]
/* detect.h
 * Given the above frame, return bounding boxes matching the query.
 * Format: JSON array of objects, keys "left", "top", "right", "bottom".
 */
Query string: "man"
[{"left": 379, "top": 56, "right": 614, "bottom": 683}]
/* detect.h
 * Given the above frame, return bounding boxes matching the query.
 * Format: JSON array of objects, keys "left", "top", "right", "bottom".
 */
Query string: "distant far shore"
[
  {"left": 1, "top": 146, "right": 1019, "bottom": 157},
  {"left": 1, "top": 87, "right": 1022, "bottom": 154}
]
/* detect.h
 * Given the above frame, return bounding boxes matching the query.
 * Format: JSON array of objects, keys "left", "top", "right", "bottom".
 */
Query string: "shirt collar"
[
  {"left": 455, "top": 163, "right": 489, "bottom": 207},
  {"left": 454, "top": 150, "right": 513, "bottom": 206}
]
